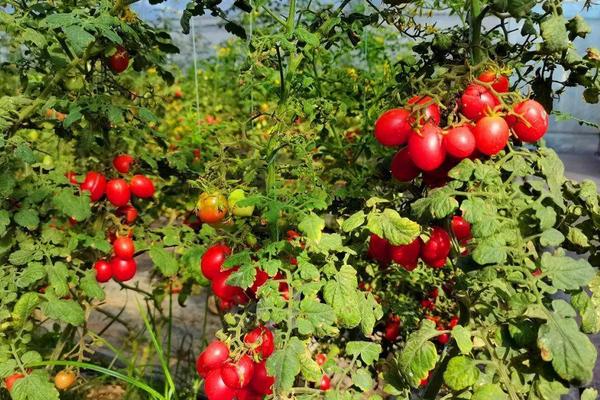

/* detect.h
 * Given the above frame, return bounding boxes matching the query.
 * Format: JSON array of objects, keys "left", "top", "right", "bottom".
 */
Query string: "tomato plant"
[{"left": 1, "top": 0, "right": 599, "bottom": 398}]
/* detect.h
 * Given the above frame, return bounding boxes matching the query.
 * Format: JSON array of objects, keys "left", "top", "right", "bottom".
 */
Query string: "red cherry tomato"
[
  {"left": 244, "top": 325, "right": 275, "bottom": 359},
  {"left": 110, "top": 257, "right": 136, "bottom": 281},
  {"left": 113, "top": 154, "right": 134, "bottom": 173},
  {"left": 451, "top": 216, "right": 472, "bottom": 242},
  {"left": 80, "top": 171, "right": 106, "bottom": 202},
  {"left": 315, "top": 353, "right": 327, "bottom": 366},
  {"left": 249, "top": 269, "right": 269, "bottom": 296},
  {"left": 201, "top": 244, "right": 232, "bottom": 280},
  {"left": 211, "top": 268, "right": 247, "bottom": 303},
  {"left": 221, "top": 355, "right": 255, "bottom": 389},
  {"left": 473, "top": 116, "right": 509, "bottom": 156},
  {"left": 196, "top": 340, "right": 230, "bottom": 377},
  {"left": 437, "top": 327, "right": 450, "bottom": 345},
  {"left": 449, "top": 315, "right": 460, "bottom": 329},
  {"left": 94, "top": 260, "right": 112, "bottom": 283},
  {"left": 106, "top": 179, "right": 131, "bottom": 207},
  {"left": 130, "top": 175, "right": 155, "bottom": 198},
  {"left": 113, "top": 236, "right": 135, "bottom": 259},
  {"left": 373, "top": 108, "right": 413, "bottom": 147},
  {"left": 510, "top": 99, "right": 549, "bottom": 143},
  {"left": 444, "top": 125, "right": 476, "bottom": 159},
  {"left": 249, "top": 361, "right": 274, "bottom": 395},
  {"left": 4, "top": 373, "right": 24, "bottom": 391},
  {"left": 390, "top": 147, "right": 420, "bottom": 182},
  {"left": 109, "top": 46, "right": 129, "bottom": 74},
  {"left": 389, "top": 237, "right": 422, "bottom": 271},
  {"left": 116, "top": 205, "right": 138, "bottom": 224},
  {"left": 65, "top": 171, "right": 78, "bottom": 185},
  {"left": 407, "top": 95, "right": 441, "bottom": 125},
  {"left": 204, "top": 368, "right": 236, "bottom": 400},
  {"left": 384, "top": 315, "right": 401, "bottom": 341},
  {"left": 478, "top": 70, "right": 510, "bottom": 93},
  {"left": 459, "top": 84, "right": 499, "bottom": 121},
  {"left": 421, "top": 227, "right": 451, "bottom": 268},
  {"left": 408, "top": 123, "right": 446, "bottom": 171},
  {"left": 367, "top": 234, "right": 390, "bottom": 266},
  {"left": 236, "top": 389, "right": 263, "bottom": 400},
  {"left": 319, "top": 374, "right": 331, "bottom": 391}
]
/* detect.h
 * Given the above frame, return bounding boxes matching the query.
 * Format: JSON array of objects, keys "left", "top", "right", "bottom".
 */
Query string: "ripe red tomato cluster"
[
  {"left": 374, "top": 71, "right": 549, "bottom": 185},
  {"left": 201, "top": 244, "right": 290, "bottom": 310},
  {"left": 196, "top": 327, "right": 276, "bottom": 399},
  {"left": 368, "top": 216, "right": 471, "bottom": 270},
  {"left": 384, "top": 314, "right": 401, "bottom": 342},
  {"left": 94, "top": 234, "right": 137, "bottom": 283},
  {"left": 74, "top": 154, "right": 154, "bottom": 218}
]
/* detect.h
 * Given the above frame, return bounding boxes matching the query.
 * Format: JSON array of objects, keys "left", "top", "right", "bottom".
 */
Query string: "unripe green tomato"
[
  {"left": 246, "top": 233, "right": 258, "bottom": 247},
  {"left": 65, "top": 76, "right": 85, "bottom": 91},
  {"left": 27, "top": 130, "right": 39, "bottom": 142},
  {"left": 228, "top": 189, "right": 254, "bottom": 217},
  {"left": 42, "top": 155, "right": 54, "bottom": 168}
]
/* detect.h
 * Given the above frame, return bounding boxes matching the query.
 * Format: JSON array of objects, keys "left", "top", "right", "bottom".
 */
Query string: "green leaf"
[
  {"left": 266, "top": 337, "right": 303, "bottom": 393},
  {"left": 451, "top": 326, "right": 472, "bottom": 354},
  {"left": 53, "top": 190, "right": 91, "bottom": 221},
  {"left": 443, "top": 356, "right": 479, "bottom": 391},
  {"left": 472, "top": 238, "right": 507, "bottom": 265},
  {"left": 64, "top": 25, "right": 95, "bottom": 54},
  {"left": 299, "top": 213, "right": 325, "bottom": 242},
  {"left": 534, "top": 375, "right": 570, "bottom": 400},
  {"left": 448, "top": 159, "right": 475, "bottom": 181},
  {"left": 13, "top": 292, "right": 40, "bottom": 323},
  {"left": 581, "top": 388, "right": 599, "bottom": 400},
  {"left": 351, "top": 368, "right": 374, "bottom": 392},
  {"left": 472, "top": 384, "right": 508, "bottom": 400},
  {"left": 428, "top": 188, "right": 459, "bottom": 218},
  {"left": 341, "top": 211, "right": 365, "bottom": 232},
  {"left": 567, "top": 226, "right": 589, "bottom": 247},
  {"left": 296, "top": 27, "right": 320, "bottom": 47},
  {"left": 21, "top": 351, "right": 42, "bottom": 366},
  {"left": 228, "top": 263, "right": 257, "bottom": 289},
  {"left": 346, "top": 341, "right": 382, "bottom": 366},
  {"left": 138, "top": 107, "right": 158, "bottom": 122},
  {"left": 358, "top": 292, "right": 383, "bottom": 336},
  {"left": 541, "top": 14, "right": 569, "bottom": 53},
  {"left": 80, "top": 270, "right": 105, "bottom": 301},
  {"left": 14, "top": 209, "right": 39, "bottom": 230},
  {"left": 396, "top": 321, "right": 439, "bottom": 387},
  {"left": 14, "top": 145, "right": 35, "bottom": 163},
  {"left": 22, "top": 29, "right": 47, "bottom": 47},
  {"left": 540, "top": 253, "right": 596, "bottom": 290},
  {"left": 536, "top": 206, "right": 556, "bottom": 231},
  {"left": 9, "top": 248, "right": 36, "bottom": 265},
  {"left": 367, "top": 209, "right": 420, "bottom": 246},
  {"left": 12, "top": 370, "right": 59, "bottom": 400},
  {"left": 149, "top": 247, "right": 179, "bottom": 277},
  {"left": 40, "top": 295, "right": 85, "bottom": 326},
  {"left": 298, "top": 299, "right": 338, "bottom": 337},
  {"left": 298, "top": 350, "right": 321, "bottom": 383},
  {"left": 323, "top": 265, "right": 361, "bottom": 328},
  {"left": 47, "top": 262, "right": 69, "bottom": 297},
  {"left": 537, "top": 312, "right": 596, "bottom": 382},
  {"left": 17, "top": 263, "right": 46, "bottom": 287},
  {"left": 540, "top": 228, "right": 564, "bottom": 247}
]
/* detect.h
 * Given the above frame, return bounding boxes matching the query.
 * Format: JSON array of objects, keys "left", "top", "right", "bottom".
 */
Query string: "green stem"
[
  {"left": 261, "top": 5, "right": 287, "bottom": 27},
  {"left": 469, "top": 0, "right": 484, "bottom": 64},
  {"left": 286, "top": 0, "right": 297, "bottom": 35}
]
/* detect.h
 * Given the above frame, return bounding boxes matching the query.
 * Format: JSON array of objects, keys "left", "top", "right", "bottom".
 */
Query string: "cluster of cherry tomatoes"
[
  {"left": 67, "top": 154, "right": 155, "bottom": 283},
  {"left": 368, "top": 215, "right": 471, "bottom": 271},
  {"left": 374, "top": 71, "right": 549, "bottom": 185},
  {"left": 94, "top": 233, "right": 137, "bottom": 283},
  {"left": 195, "top": 326, "right": 276, "bottom": 400},
  {"left": 201, "top": 244, "right": 290, "bottom": 311}
]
